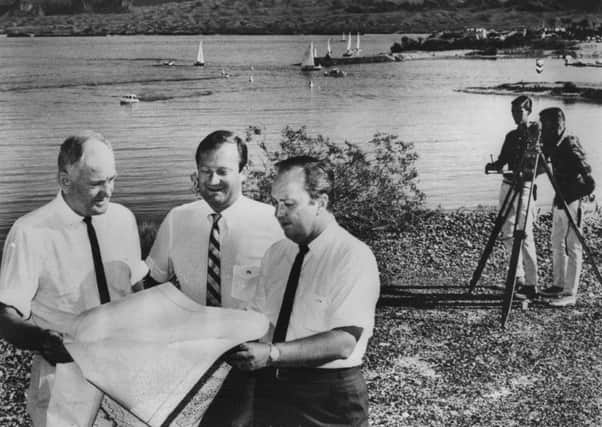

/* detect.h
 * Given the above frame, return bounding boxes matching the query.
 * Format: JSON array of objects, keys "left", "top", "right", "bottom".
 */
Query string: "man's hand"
[
  {"left": 40, "top": 329, "right": 73, "bottom": 365},
  {"left": 225, "top": 342, "right": 270, "bottom": 372}
]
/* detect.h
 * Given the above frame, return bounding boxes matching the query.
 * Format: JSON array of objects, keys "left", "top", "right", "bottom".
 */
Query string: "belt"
[{"left": 257, "top": 366, "right": 361, "bottom": 382}]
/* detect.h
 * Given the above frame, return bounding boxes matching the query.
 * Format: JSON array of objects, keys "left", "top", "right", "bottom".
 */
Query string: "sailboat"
[
  {"left": 300, "top": 41, "right": 322, "bottom": 71},
  {"left": 340, "top": 32, "right": 346, "bottom": 42},
  {"left": 342, "top": 33, "right": 353, "bottom": 57},
  {"left": 354, "top": 32, "right": 361, "bottom": 54},
  {"left": 326, "top": 38, "right": 332, "bottom": 57},
  {"left": 193, "top": 40, "right": 205, "bottom": 66}
]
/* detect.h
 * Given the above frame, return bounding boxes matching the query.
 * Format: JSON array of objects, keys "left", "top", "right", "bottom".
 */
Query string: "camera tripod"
[{"left": 468, "top": 137, "right": 602, "bottom": 328}]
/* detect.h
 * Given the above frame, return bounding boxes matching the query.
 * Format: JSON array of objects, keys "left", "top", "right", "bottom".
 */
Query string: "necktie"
[
  {"left": 83, "top": 216, "right": 110, "bottom": 304},
  {"left": 272, "top": 245, "right": 309, "bottom": 343},
  {"left": 206, "top": 213, "right": 221, "bottom": 307}
]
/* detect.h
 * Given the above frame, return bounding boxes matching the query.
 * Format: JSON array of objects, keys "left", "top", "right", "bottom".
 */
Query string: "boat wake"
[{"left": 137, "top": 90, "right": 213, "bottom": 102}]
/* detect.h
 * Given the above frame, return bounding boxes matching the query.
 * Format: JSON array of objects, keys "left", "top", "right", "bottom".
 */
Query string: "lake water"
[{"left": 1, "top": 34, "right": 601, "bottom": 246}]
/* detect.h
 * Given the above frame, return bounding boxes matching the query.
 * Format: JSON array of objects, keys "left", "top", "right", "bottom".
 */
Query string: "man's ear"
[
  {"left": 58, "top": 171, "right": 72, "bottom": 194},
  {"left": 240, "top": 165, "right": 249, "bottom": 183},
  {"left": 190, "top": 171, "right": 200, "bottom": 197},
  {"left": 317, "top": 193, "right": 329, "bottom": 212}
]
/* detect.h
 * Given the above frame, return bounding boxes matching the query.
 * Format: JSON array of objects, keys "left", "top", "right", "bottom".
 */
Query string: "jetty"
[{"left": 315, "top": 53, "right": 397, "bottom": 67}]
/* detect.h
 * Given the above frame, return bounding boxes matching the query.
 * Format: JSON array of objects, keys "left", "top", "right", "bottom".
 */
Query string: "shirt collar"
[
  {"left": 556, "top": 129, "right": 567, "bottom": 147},
  {"left": 306, "top": 217, "right": 338, "bottom": 253},
  {"left": 53, "top": 191, "right": 87, "bottom": 226},
  {"left": 206, "top": 194, "right": 245, "bottom": 222}
]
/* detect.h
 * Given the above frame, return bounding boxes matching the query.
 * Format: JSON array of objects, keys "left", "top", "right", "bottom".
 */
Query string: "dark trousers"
[
  {"left": 253, "top": 367, "right": 369, "bottom": 427},
  {"left": 200, "top": 368, "right": 255, "bottom": 427}
]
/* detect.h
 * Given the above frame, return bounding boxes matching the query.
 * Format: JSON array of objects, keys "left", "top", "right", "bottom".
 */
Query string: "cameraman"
[
  {"left": 539, "top": 107, "right": 595, "bottom": 307},
  {"left": 485, "top": 95, "right": 544, "bottom": 299}
]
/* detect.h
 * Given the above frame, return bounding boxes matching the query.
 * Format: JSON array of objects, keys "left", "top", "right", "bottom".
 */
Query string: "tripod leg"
[
  {"left": 541, "top": 160, "right": 602, "bottom": 285},
  {"left": 501, "top": 228, "right": 524, "bottom": 328},
  {"left": 468, "top": 184, "right": 519, "bottom": 294},
  {"left": 501, "top": 152, "right": 540, "bottom": 327}
]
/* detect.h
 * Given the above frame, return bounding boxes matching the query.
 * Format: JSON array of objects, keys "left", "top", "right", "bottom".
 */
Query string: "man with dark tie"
[
  {"left": 144, "top": 130, "right": 283, "bottom": 426},
  {"left": 0, "top": 131, "right": 148, "bottom": 426},
  {"left": 227, "top": 156, "right": 380, "bottom": 427}
]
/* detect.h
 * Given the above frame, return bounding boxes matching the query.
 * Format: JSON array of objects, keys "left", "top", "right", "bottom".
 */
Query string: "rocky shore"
[
  {"left": 460, "top": 81, "right": 602, "bottom": 104},
  {"left": 2, "top": 207, "right": 602, "bottom": 425}
]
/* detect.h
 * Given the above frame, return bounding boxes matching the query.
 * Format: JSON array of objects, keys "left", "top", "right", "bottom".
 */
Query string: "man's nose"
[
  {"left": 209, "top": 172, "right": 220, "bottom": 185},
  {"left": 102, "top": 180, "right": 114, "bottom": 197},
  {"left": 275, "top": 203, "right": 285, "bottom": 218}
]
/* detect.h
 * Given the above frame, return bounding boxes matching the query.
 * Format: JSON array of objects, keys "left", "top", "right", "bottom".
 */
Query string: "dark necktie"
[
  {"left": 206, "top": 213, "right": 221, "bottom": 307},
  {"left": 272, "top": 245, "right": 309, "bottom": 343},
  {"left": 83, "top": 216, "right": 110, "bottom": 304}
]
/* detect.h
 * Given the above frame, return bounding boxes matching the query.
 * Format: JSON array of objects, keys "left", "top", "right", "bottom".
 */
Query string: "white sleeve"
[
  {"left": 328, "top": 247, "right": 380, "bottom": 332},
  {"left": 145, "top": 210, "right": 174, "bottom": 283},
  {"left": 0, "top": 224, "right": 40, "bottom": 318},
  {"left": 125, "top": 211, "right": 149, "bottom": 285}
]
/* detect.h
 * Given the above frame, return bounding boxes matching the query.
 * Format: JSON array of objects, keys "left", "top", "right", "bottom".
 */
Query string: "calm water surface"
[{"left": 1, "top": 34, "right": 601, "bottom": 246}]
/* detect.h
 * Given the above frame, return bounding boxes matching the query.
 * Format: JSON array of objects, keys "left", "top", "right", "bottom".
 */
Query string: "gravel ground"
[{"left": 1, "top": 208, "right": 601, "bottom": 426}]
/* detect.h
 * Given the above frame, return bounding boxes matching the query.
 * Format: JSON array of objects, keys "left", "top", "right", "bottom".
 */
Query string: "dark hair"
[
  {"left": 511, "top": 95, "right": 533, "bottom": 113},
  {"left": 275, "top": 155, "right": 334, "bottom": 202},
  {"left": 195, "top": 130, "right": 248, "bottom": 171},
  {"left": 58, "top": 131, "right": 112, "bottom": 173},
  {"left": 539, "top": 107, "right": 566, "bottom": 123}
]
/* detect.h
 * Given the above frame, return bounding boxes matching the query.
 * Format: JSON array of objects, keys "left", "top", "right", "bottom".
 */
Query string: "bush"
[{"left": 244, "top": 126, "right": 425, "bottom": 236}]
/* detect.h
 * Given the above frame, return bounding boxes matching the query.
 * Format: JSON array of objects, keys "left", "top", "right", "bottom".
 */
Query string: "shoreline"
[{"left": 459, "top": 81, "right": 602, "bottom": 105}]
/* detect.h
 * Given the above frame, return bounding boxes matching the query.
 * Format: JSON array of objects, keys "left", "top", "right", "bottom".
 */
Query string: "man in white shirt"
[
  {"left": 227, "top": 156, "right": 380, "bottom": 427},
  {"left": 0, "top": 131, "right": 148, "bottom": 427},
  {"left": 145, "top": 130, "right": 283, "bottom": 426}
]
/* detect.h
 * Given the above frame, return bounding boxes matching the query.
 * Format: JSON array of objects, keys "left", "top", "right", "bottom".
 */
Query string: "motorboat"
[
  {"left": 120, "top": 94, "right": 139, "bottom": 105},
  {"left": 324, "top": 68, "right": 346, "bottom": 78}
]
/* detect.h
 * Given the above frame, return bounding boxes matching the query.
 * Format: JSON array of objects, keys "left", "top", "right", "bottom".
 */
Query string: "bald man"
[{"left": 0, "top": 131, "right": 148, "bottom": 426}]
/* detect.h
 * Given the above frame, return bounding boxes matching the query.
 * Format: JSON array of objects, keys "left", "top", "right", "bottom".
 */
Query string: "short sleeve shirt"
[
  {"left": 254, "top": 221, "right": 380, "bottom": 368},
  {"left": 146, "top": 196, "right": 284, "bottom": 308},
  {"left": 0, "top": 193, "right": 148, "bottom": 335}
]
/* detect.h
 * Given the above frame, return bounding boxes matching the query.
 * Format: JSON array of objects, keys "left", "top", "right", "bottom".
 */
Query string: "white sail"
[
  {"left": 341, "top": 32, "right": 345, "bottom": 41},
  {"left": 195, "top": 40, "right": 204, "bottom": 65},
  {"left": 356, "top": 32, "right": 360, "bottom": 50},
  {"left": 314, "top": 46, "right": 318, "bottom": 58},
  {"left": 301, "top": 42, "right": 316, "bottom": 68},
  {"left": 327, "top": 38, "right": 332, "bottom": 55},
  {"left": 346, "top": 33, "right": 352, "bottom": 51}
]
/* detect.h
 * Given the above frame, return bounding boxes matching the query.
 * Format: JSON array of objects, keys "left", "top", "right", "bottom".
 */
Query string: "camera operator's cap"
[{"left": 511, "top": 95, "right": 533, "bottom": 112}]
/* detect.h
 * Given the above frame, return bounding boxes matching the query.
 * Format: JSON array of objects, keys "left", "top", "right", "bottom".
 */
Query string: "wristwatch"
[{"left": 268, "top": 343, "right": 280, "bottom": 365}]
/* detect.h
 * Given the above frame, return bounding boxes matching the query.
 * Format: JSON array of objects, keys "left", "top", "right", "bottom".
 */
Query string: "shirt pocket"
[
  {"left": 231, "top": 265, "right": 260, "bottom": 302},
  {"left": 300, "top": 292, "right": 329, "bottom": 333}
]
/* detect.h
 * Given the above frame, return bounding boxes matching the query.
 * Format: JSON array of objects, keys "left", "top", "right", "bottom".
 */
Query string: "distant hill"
[{"left": 1, "top": 0, "right": 601, "bottom": 35}]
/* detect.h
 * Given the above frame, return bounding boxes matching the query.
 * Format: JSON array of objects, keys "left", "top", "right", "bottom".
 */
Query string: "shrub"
[{"left": 244, "top": 126, "right": 425, "bottom": 236}]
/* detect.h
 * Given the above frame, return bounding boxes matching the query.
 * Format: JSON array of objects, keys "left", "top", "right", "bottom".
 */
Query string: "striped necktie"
[{"left": 206, "top": 213, "right": 221, "bottom": 306}]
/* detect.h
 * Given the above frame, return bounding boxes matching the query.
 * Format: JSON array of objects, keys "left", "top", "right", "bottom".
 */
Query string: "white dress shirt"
[
  {"left": 0, "top": 192, "right": 148, "bottom": 331},
  {"left": 146, "top": 196, "right": 283, "bottom": 308},
  {"left": 0, "top": 192, "right": 148, "bottom": 427},
  {"left": 254, "top": 220, "right": 380, "bottom": 369}
]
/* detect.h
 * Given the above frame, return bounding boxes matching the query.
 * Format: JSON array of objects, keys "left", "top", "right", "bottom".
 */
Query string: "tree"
[{"left": 245, "top": 126, "right": 425, "bottom": 236}]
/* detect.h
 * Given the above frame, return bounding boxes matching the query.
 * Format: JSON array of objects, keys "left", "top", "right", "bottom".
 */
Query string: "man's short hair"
[
  {"left": 539, "top": 107, "right": 566, "bottom": 124},
  {"left": 195, "top": 130, "right": 248, "bottom": 172},
  {"left": 511, "top": 95, "right": 533, "bottom": 113},
  {"left": 275, "top": 155, "right": 334, "bottom": 202},
  {"left": 58, "top": 131, "right": 112, "bottom": 173}
]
